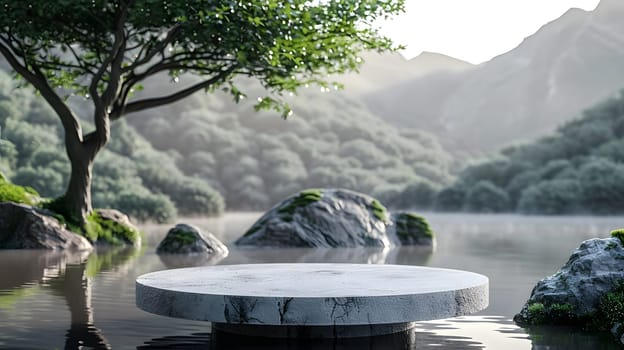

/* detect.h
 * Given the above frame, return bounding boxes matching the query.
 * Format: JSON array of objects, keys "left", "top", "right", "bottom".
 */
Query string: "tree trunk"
[
  {"left": 61, "top": 124, "right": 109, "bottom": 226},
  {"left": 64, "top": 150, "right": 95, "bottom": 225}
]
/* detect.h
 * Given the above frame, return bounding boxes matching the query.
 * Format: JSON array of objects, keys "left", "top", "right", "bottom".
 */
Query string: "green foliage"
[
  {"left": 440, "top": 90, "right": 624, "bottom": 215},
  {"left": 370, "top": 198, "right": 389, "bottom": 222},
  {"left": 434, "top": 186, "right": 466, "bottom": 212},
  {"left": 83, "top": 212, "right": 141, "bottom": 246},
  {"left": 0, "top": 0, "right": 404, "bottom": 115},
  {"left": 526, "top": 303, "right": 547, "bottom": 325},
  {"left": 0, "top": 0, "right": 407, "bottom": 221},
  {"left": 387, "top": 180, "right": 441, "bottom": 210},
  {"left": 0, "top": 174, "right": 39, "bottom": 205},
  {"left": 159, "top": 227, "right": 198, "bottom": 246},
  {"left": 112, "top": 191, "right": 177, "bottom": 224},
  {"left": 394, "top": 212, "right": 434, "bottom": 239},
  {"left": 518, "top": 180, "right": 581, "bottom": 215},
  {"left": 597, "top": 284, "right": 624, "bottom": 328},
  {"left": 524, "top": 302, "right": 578, "bottom": 326},
  {"left": 610, "top": 229, "right": 624, "bottom": 245},
  {"left": 465, "top": 181, "right": 510, "bottom": 213},
  {"left": 278, "top": 189, "right": 323, "bottom": 215},
  {"left": 129, "top": 82, "right": 454, "bottom": 209}
]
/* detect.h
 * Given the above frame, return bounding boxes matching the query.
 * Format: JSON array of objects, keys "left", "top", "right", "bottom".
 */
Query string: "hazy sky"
[{"left": 380, "top": 0, "right": 601, "bottom": 64}]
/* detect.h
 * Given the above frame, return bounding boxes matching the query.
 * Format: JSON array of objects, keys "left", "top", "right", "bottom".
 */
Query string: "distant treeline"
[
  {"left": 431, "top": 91, "right": 624, "bottom": 215},
  {"left": 0, "top": 71, "right": 455, "bottom": 221}
]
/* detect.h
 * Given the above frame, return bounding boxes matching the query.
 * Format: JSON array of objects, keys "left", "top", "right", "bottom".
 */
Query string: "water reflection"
[
  {"left": 139, "top": 329, "right": 419, "bottom": 350},
  {"left": 226, "top": 246, "right": 433, "bottom": 265},
  {"left": 0, "top": 247, "right": 141, "bottom": 349},
  {"left": 159, "top": 252, "right": 227, "bottom": 269}
]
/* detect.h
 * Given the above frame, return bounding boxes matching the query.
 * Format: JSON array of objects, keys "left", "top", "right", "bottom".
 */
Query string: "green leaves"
[{"left": 1, "top": 0, "right": 404, "bottom": 117}]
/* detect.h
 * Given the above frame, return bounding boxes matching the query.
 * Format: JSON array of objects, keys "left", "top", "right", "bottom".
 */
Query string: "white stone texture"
[{"left": 136, "top": 263, "right": 488, "bottom": 326}]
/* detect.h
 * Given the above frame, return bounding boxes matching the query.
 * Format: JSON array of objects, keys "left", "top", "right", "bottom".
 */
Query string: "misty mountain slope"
[
  {"left": 334, "top": 51, "right": 474, "bottom": 94},
  {"left": 126, "top": 77, "right": 455, "bottom": 209},
  {"left": 367, "top": 0, "right": 624, "bottom": 154}
]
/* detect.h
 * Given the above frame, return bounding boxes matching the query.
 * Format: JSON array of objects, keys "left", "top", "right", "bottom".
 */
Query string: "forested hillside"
[
  {"left": 0, "top": 70, "right": 222, "bottom": 222},
  {"left": 128, "top": 77, "right": 454, "bottom": 210},
  {"left": 436, "top": 90, "right": 624, "bottom": 214},
  {"left": 0, "top": 70, "right": 455, "bottom": 219}
]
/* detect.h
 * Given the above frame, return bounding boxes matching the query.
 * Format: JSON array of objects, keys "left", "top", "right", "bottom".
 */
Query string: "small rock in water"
[
  {"left": 157, "top": 223, "right": 228, "bottom": 256},
  {"left": 389, "top": 212, "right": 436, "bottom": 246}
]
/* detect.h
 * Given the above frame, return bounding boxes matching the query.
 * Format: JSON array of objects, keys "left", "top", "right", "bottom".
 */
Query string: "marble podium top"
[{"left": 136, "top": 263, "right": 488, "bottom": 326}]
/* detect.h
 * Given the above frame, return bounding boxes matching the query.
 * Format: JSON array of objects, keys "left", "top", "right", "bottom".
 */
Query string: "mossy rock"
[
  {"left": 277, "top": 189, "right": 323, "bottom": 215},
  {"left": 390, "top": 212, "right": 435, "bottom": 246},
  {"left": 84, "top": 209, "right": 142, "bottom": 247},
  {"left": 0, "top": 177, "right": 40, "bottom": 206},
  {"left": 237, "top": 189, "right": 396, "bottom": 248},
  {"left": 515, "top": 237, "right": 624, "bottom": 344},
  {"left": 369, "top": 199, "right": 389, "bottom": 223},
  {"left": 157, "top": 223, "right": 228, "bottom": 255},
  {"left": 611, "top": 228, "right": 624, "bottom": 245}
]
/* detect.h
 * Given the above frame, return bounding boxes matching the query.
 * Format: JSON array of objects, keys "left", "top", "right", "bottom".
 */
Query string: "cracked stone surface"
[{"left": 136, "top": 264, "right": 488, "bottom": 327}]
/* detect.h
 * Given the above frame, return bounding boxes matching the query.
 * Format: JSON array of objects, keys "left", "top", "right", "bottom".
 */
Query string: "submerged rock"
[
  {"left": 515, "top": 235, "right": 624, "bottom": 345},
  {"left": 157, "top": 223, "right": 228, "bottom": 256},
  {"left": 0, "top": 202, "right": 92, "bottom": 251},
  {"left": 235, "top": 189, "right": 435, "bottom": 248}
]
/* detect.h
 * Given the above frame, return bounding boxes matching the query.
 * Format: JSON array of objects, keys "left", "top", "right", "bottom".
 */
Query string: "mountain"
[
  {"left": 333, "top": 51, "right": 474, "bottom": 94},
  {"left": 367, "top": 0, "right": 624, "bottom": 154}
]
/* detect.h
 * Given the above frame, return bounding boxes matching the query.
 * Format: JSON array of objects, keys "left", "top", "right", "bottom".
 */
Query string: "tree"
[{"left": 0, "top": 0, "right": 404, "bottom": 224}]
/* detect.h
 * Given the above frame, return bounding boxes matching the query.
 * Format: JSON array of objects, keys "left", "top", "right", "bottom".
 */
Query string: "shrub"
[
  {"left": 434, "top": 186, "right": 466, "bottom": 212},
  {"left": 518, "top": 179, "right": 582, "bottom": 215},
  {"left": 114, "top": 191, "right": 177, "bottom": 224},
  {"left": 579, "top": 158, "right": 624, "bottom": 214},
  {"left": 464, "top": 181, "right": 510, "bottom": 213},
  {"left": 391, "top": 180, "right": 441, "bottom": 210}
]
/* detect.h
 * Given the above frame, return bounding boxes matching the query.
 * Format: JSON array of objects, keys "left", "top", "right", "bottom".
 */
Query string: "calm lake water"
[{"left": 1, "top": 213, "right": 623, "bottom": 349}]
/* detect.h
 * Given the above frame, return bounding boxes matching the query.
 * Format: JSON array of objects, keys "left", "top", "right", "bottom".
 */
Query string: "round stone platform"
[{"left": 136, "top": 263, "right": 488, "bottom": 338}]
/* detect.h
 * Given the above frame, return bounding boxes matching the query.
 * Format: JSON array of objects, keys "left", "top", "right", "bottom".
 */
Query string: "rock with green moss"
[
  {"left": 0, "top": 202, "right": 92, "bottom": 250},
  {"left": 515, "top": 236, "right": 624, "bottom": 343},
  {"left": 0, "top": 175, "right": 39, "bottom": 206},
  {"left": 236, "top": 189, "right": 399, "bottom": 248},
  {"left": 157, "top": 223, "right": 228, "bottom": 256},
  {"left": 85, "top": 209, "right": 142, "bottom": 247},
  {"left": 389, "top": 212, "right": 435, "bottom": 247}
]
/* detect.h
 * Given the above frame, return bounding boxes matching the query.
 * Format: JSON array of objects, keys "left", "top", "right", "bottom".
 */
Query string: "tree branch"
[
  {"left": 127, "top": 23, "right": 182, "bottom": 73},
  {"left": 0, "top": 39, "right": 83, "bottom": 149},
  {"left": 86, "top": 0, "right": 133, "bottom": 155},
  {"left": 113, "top": 66, "right": 236, "bottom": 118}
]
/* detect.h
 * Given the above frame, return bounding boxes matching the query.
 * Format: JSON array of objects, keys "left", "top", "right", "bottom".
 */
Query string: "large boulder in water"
[
  {"left": 0, "top": 202, "right": 92, "bottom": 251},
  {"left": 515, "top": 235, "right": 624, "bottom": 343},
  {"left": 235, "top": 189, "right": 434, "bottom": 248},
  {"left": 157, "top": 223, "right": 229, "bottom": 257}
]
